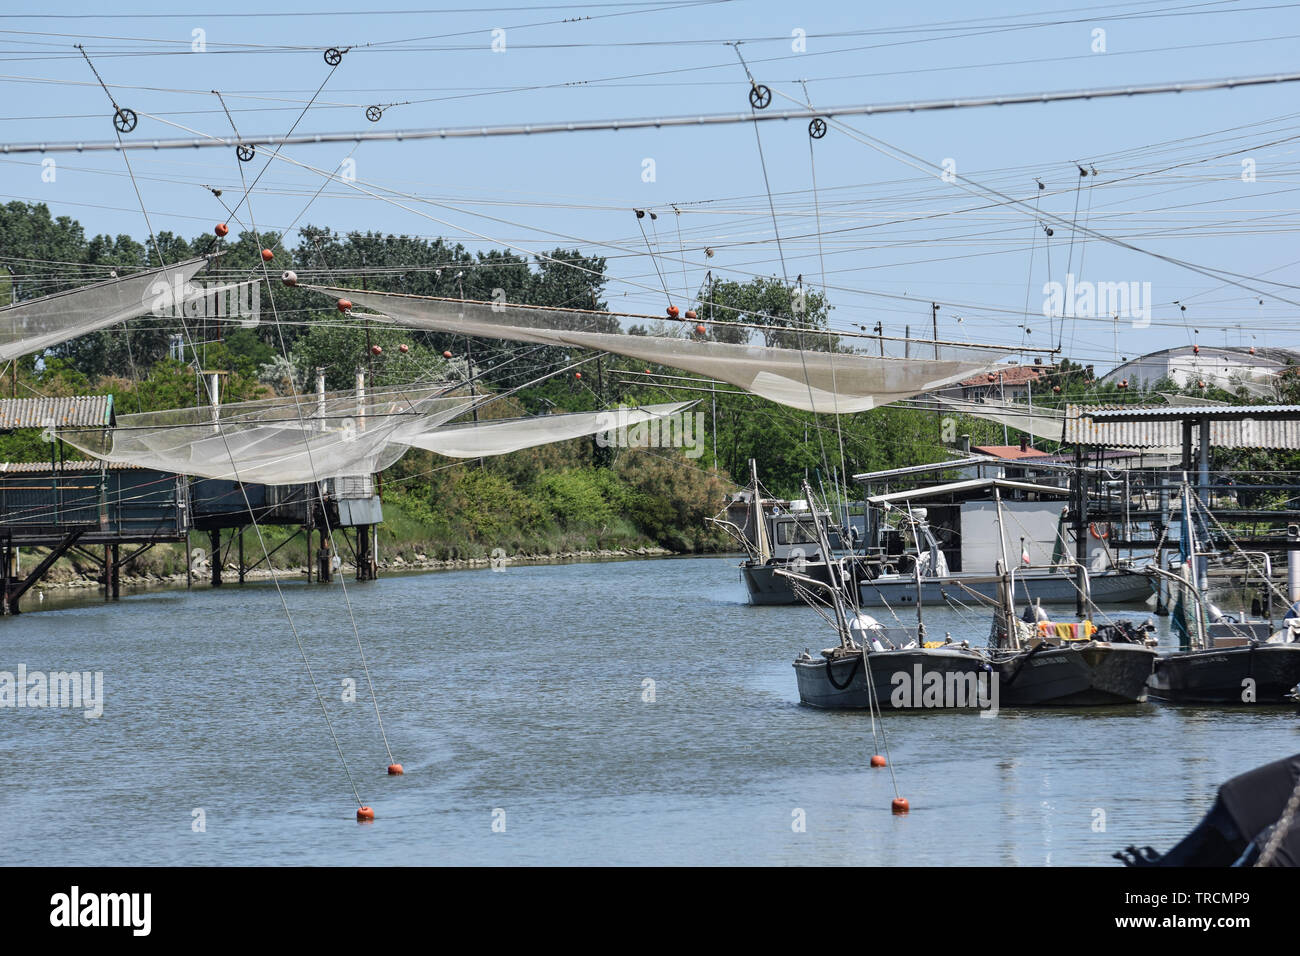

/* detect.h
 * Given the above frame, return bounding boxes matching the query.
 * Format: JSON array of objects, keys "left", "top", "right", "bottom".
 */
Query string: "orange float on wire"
[
  {"left": 666, "top": 305, "right": 679, "bottom": 318},
  {"left": 696, "top": 324, "right": 707, "bottom": 336},
  {"left": 356, "top": 806, "right": 375, "bottom": 821},
  {"left": 371, "top": 344, "right": 383, "bottom": 356},
  {"left": 399, "top": 344, "right": 409, "bottom": 354},
  {"left": 574, "top": 371, "right": 582, "bottom": 380},
  {"left": 387, "top": 763, "right": 404, "bottom": 775},
  {"left": 214, "top": 222, "right": 229, "bottom": 237},
  {"left": 684, "top": 309, "right": 698, "bottom": 320},
  {"left": 260, "top": 248, "right": 274, "bottom": 262},
  {"left": 443, "top": 350, "right": 453, "bottom": 359},
  {"left": 337, "top": 298, "right": 352, "bottom": 313},
  {"left": 891, "top": 797, "right": 910, "bottom": 814},
  {"left": 870, "top": 754, "right": 886, "bottom": 768}
]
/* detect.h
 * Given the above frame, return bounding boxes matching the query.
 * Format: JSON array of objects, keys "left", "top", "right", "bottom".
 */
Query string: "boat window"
[{"left": 775, "top": 519, "right": 819, "bottom": 545}]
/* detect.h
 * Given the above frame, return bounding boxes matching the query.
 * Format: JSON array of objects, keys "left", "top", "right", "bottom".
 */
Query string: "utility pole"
[{"left": 931, "top": 302, "right": 940, "bottom": 359}]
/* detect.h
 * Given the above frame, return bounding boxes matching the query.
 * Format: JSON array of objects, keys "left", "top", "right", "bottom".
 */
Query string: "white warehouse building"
[{"left": 1101, "top": 345, "right": 1299, "bottom": 397}]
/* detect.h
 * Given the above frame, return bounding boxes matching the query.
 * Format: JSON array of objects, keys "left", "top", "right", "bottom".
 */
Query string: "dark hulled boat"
[{"left": 1145, "top": 483, "right": 1300, "bottom": 704}]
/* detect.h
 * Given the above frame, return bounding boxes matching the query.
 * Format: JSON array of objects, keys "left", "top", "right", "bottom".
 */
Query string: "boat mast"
[
  {"left": 994, "top": 487, "right": 1020, "bottom": 650},
  {"left": 804, "top": 479, "right": 853, "bottom": 647},
  {"left": 750, "top": 458, "right": 771, "bottom": 563}
]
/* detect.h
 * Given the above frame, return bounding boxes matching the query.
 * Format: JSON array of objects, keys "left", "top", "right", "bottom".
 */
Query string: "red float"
[
  {"left": 214, "top": 223, "right": 229, "bottom": 237},
  {"left": 666, "top": 305, "right": 679, "bottom": 318},
  {"left": 371, "top": 345, "right": 383, "bottom": 356},
  {"left": 356, "top": 806, "right": 375, "bottom": 821},
  {"left": 260, "top": 248, "right": 274, "bottom": 262},
  {"left": 891, "top": 797, "right": 910, "bottom": 814},
  {"left": 399, "top": 344, "right": 409, "bottom": 354},
  {"left": 443, "top": 350, "right": 453, "bottom": 359},
  {"left": 387, "top": 763, "right": 404, "bottom": 775},
  {"left": 337, "top": 298, "right": 352, "bottom": 313},
  {"left": 870, "top": 755, "right": 886, "bottom": 768}
]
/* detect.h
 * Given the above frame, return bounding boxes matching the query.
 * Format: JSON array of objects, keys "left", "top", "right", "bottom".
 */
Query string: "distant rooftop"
[
  {"left": 958, "top": 365, "right": 1054, "bottom": 388},
  {"left": 972, "top": 444, "right": 1050, "bottom": 460},
  {"left": 0, "top": 395, "right": 113, "bottom": 431}
]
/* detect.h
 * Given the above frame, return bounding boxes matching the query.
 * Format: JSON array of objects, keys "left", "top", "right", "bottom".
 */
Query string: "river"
[{"left": 1, "top": 556, "right": 1296, "bottom": 865}]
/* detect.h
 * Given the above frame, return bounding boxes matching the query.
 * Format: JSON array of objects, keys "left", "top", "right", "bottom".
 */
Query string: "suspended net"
[
  {"left": 310, "top": 287, "right": 1012, "bottom": 414},
  {"left": 395, "top": 401, "right": 694, "bottom": 458},
  {"left": 929, "top": 395, "right": 1067, "bottom": 443},
  {"left": 60, "top": 383, "right": 475, "bottom": 484},
  {"left": 0, "top": 256, "right": 213, "bottom": 362}
]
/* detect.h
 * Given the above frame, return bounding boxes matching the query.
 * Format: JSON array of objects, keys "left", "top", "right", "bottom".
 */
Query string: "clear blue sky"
[{"left": 2, "top": 0, "right": 1299, "bottom": 370}]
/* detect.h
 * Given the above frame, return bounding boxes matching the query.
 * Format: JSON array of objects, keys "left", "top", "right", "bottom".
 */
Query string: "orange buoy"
[
  {"left": 666, "top": 305, "right": 679, "bottom": 318},
  {"left": 891, "top": 797, "right": 910, "bottom": 814},
  {"left": 214, "top": 222, "right": 229, "bottom": 237},
  {"left": 695, "top": 324, "right": 707, "bottom": 335},
  {"left": 1197, "top": 380, "right": 1207, "bottom": 389},
  {"left": 1250, "top": 346, "right": 1256, "bottom": 355},
  {"left": 356, "top": 805, "right": 375, "bottom": 821},
  {"left": 684, "top": 309, "right": 698, "bottom": 320},
  {"left": 337, "top": 298, "right": 352, "bottom": 313},
  {"left": 986, "top": 372, "right": 997, "bottom": 382},
  {"left": 399, "top": 344, "right": 409, "bottom": 354},
  {"left": 1193, "top": 344, "right": 1200, "bottom": 354},
  {"left": 1118, "top": 379, "right": 1128, "bottom": 389},
  {"left": 574, "top": 371, "right": 582, "bottom": 380},
  {"left": 442, "top": 350, "right": 453, "bottom": 359},
  {"left": 260, "top": 248, "right": 274, "bottom": 262},
  {"left": 371, "top": 344, "right": 383, "bottom": 356},
  {"left": 387, "top": 763, "right": 404, "bottom": 775},
  {"left": 870, "top": 754, "right": 886, "bottom": 768},
  {"left": 1052, "top": 385, "right": 1061, "bottom": 393}
]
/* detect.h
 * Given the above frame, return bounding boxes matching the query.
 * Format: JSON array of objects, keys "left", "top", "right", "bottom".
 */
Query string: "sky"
[{"left": 2, "top": 0, "right": 1299, "bottom": 372}]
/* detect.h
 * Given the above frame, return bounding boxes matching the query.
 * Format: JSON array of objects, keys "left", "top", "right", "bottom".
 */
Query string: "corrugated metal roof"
[
  {"left": 1086, "top": 404, "right": 1300, "bottom": 421},
  {"left": 1065, "top": 404, "right": 1300, "bottom": 449},
  {"left": 0, "top": 459, "right": 141, "bottom": 472},
  {"left": 0, "top": 395, "right": 113, "bottom": 431}
]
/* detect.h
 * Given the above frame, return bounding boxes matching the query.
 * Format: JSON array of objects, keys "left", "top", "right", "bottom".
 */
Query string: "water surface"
[{"left": 1, "top": 556, "right": 1295, "bottom": 865}]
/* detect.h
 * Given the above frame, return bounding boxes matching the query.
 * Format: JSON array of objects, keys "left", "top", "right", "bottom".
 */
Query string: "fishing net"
[
  {"left": 60, "top": 383, "right": 475, "bottom": 484},
  {"left": 311, "top": 287, "right": 1010, "bottom": 414},
  {"left": 0, "top": 256, "right": 213, "bottom": 361}
]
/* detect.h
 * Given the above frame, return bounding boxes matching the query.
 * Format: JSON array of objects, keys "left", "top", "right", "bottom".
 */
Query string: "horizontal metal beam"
[{"left": 5, "top": 71, "right": 1299, "bottom": 155}]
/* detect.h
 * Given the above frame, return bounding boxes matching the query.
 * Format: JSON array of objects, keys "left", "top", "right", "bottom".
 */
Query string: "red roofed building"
[
  {"left": 971, "top": 444, "right": 1050, "bottom": 461},
  {"left": 945, "top": 363, "right": 1056, "bottom": 401}
]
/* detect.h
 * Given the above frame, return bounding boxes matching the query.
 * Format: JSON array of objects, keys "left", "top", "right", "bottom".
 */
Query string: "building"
[
  {"left": 943, "top": 361, "right": 1056, "bottom": 401},
  {"left": 1100, "top": 345, "right": 1299, "bottom": 397}
]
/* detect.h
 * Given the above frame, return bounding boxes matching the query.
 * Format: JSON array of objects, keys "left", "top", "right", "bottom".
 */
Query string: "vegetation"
[{"left": 6, "top": 199, "right": 1296, "bottom": 578}]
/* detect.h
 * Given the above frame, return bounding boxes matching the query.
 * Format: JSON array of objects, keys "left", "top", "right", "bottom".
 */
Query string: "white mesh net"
[
  {"left": 60, "top": 383, "right": 475, "bottom": 484},
  {"left": 396, "top": 401, "right": 693, "bottom": 458},
  {"left": 312, "top": 287, "right": 1009, "bottom": 414},
  {"left": 0, "top": 256, "right": 213, "bottom": 362}
]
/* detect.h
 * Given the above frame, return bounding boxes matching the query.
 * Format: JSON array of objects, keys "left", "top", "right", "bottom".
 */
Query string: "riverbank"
[{"left": 36, "top": 544, "right": 679, "bottom": 593}]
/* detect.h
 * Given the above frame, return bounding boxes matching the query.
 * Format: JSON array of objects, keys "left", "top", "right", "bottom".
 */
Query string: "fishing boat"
[
  {"left": 853, "top": 476, "right": 1152, "bottom": 607},
  {"left": 785, "top": 481, "right": 993, "bottom": 711},
  {"left": 710, "top": 460, "right": 866, "bottom": 606},
  {"left": 983, "top": 490, "right": 1158, "bottom": 706},
  {"left": 1145, "top": 482, "right": 1300, "bottom": 704}
]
